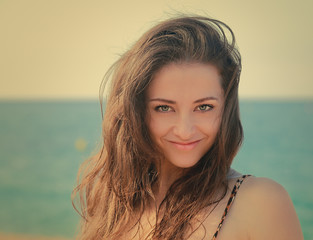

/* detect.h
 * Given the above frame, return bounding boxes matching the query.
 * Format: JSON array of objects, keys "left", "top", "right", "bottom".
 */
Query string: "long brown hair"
[{"left": 72, "top": 15, "right": 242, "bottom": 240}]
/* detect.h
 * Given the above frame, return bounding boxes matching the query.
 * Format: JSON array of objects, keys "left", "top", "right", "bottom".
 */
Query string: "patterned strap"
[{"left": 211, "top": 174, "right": 251, "bottom": 240}]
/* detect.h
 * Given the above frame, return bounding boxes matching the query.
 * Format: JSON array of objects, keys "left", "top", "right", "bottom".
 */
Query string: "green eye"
[
  {"left": 197, "top": 104, "right": 213, "bottom": 111},
  {"left": 155, "top": 105, "right": 171, "bottom": 112},
  {"left": 161, "top": 106, "right": 169, "bottom": 111}
]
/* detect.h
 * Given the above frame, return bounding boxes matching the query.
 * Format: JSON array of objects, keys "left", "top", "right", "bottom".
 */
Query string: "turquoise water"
[{"left": 0, "top": 100, "right": 312, "bottom": 238}]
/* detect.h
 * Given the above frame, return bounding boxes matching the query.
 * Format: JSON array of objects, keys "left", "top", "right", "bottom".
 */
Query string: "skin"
[
  {"left": 130, "top": 62, "right": 304, "bottom": 240},
  {"left": 146, "top": 62, "right": 224, "bottom": 203},
  {"left": 187, "top": 177, "right": 303, "bottom": 240}
]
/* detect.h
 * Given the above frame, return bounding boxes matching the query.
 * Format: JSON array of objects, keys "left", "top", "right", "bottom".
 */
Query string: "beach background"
[
  {"left": 1, "top": 0, "right": 312, "bottom": 239},
  {"left": 0, "top": 100, "right": 313, "bottom": 240}
]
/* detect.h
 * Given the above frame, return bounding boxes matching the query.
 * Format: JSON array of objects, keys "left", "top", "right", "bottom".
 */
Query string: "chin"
[{"left": 166, "top": 155, "right": 202, "bottom": 169}]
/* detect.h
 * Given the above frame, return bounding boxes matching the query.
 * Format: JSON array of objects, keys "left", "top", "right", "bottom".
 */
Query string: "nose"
[{"left": 172, "top": 114, "right": 196, "bottom": 141}]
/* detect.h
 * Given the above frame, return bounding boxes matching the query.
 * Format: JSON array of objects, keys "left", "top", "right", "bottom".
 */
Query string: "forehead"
[{"left": 147, "top": 63, "right": 223, "bottom": 100}]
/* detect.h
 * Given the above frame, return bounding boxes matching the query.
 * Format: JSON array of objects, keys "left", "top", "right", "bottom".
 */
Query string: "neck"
[{"left": 153, "top": 160, "right": 185, "bottom": 208}]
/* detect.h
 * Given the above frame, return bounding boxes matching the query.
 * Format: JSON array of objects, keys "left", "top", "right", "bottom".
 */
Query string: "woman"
[{"left": 72, "top": 16, "right": 303, "bottom": 239}]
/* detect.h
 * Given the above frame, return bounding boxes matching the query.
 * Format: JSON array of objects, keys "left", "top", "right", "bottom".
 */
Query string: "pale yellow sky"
[{"left": 1, "top": 0, "right": 312, "bottom": 99}]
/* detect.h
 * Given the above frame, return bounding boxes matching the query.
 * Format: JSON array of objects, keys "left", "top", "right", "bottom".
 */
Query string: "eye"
[
  {"left": 196, "top": 104, "right": 213, "bottom": 112},
  {"left": 155, "top": 105, "right": 172, "bottom": 112}
]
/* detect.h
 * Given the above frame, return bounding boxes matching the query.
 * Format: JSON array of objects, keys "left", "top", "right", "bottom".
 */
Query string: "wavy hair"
[{"left": 72, "top": 15, "right": 242, "bottom": 240}]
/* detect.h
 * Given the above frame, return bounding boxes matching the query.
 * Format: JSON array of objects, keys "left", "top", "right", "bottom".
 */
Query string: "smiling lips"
[{"left": 168, "top": 140, "right": 201, "bottom": 150}]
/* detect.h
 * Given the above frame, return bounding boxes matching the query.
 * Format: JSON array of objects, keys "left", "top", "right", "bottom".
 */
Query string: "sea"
[{"left": 0, "top": 100, "right": 312, "bottom": 239}]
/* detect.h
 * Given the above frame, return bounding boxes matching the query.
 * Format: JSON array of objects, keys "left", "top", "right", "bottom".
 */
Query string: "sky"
[{"left": 0, "top": 0, "right": 312, "bottom": 100}]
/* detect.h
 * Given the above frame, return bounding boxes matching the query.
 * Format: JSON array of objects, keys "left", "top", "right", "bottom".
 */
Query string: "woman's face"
[{"left": 146, "top": 62, "right": 224, "bottom": 169}]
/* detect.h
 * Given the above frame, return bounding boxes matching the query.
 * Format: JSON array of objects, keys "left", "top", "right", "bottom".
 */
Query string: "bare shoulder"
[
  {"left": 238, "top": 176, "right": 290, "bottom": 201},
  {"left": 234, "top": 176, "right": 303, "bottom": 240}
]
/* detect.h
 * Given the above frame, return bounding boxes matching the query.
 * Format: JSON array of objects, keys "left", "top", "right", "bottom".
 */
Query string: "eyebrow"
[{"left": 149, "top": 97, "right": 218, "bottom": 104}]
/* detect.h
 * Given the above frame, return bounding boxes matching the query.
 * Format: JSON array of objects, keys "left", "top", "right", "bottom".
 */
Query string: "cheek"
[
  {"left": 198, "top": 114, "right": 222, "bottom": 136},
  {"left": 147, "top": 114, "right": 170, "bottom": 139}
]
